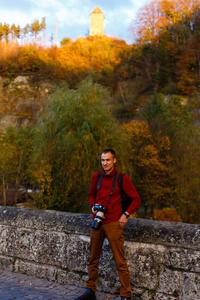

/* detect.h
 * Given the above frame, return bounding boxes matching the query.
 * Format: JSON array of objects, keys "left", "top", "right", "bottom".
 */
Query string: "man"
[{"left": 75, "top": 149, "right": 141, "bottom": 300}]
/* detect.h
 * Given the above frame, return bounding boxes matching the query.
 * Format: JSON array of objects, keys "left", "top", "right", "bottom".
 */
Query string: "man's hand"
[
  {"left": 92, "top": 205, "right": 99, "bottom": 214},
  {"left": 119, "top": 213, "right": 129, "bottom": 228}
]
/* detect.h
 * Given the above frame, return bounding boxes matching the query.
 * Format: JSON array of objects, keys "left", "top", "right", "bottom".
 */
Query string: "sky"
[{"left": 0, "top": 0, "right": 149, "bottom": 46}]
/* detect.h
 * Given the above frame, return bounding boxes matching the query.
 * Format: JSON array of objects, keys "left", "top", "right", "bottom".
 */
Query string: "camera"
[{"left": 91, "top": 204, "right": 108, "bottom": 230}]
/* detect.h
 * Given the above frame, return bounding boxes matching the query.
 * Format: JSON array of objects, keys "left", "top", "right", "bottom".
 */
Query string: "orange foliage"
[
  {"left": 133, "top": 0, "right": 200, "bottom": 43},
  {"left": 0, "top": 36, "right": 131, "bottom": 88},
  {"left": 153, "top": 208, "right": 182, "bottom": 222}
]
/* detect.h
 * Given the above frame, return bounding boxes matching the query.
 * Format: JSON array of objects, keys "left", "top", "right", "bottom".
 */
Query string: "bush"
[{"left": 153, "top": 208, "right": 182, "bottom": 222}]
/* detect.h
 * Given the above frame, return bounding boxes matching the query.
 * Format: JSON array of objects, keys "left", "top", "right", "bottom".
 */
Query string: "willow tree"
[{"left": 32, "top": 78, "right": 125, "bottom": 212}]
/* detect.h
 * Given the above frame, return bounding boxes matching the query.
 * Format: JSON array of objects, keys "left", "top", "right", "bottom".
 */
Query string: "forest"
[{"left": 0, "top": 0, "right": 200, "bottom": 224}]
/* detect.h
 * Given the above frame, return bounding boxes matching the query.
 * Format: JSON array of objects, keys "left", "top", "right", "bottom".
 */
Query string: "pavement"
[{"left": 0, "top": 270, "right": 121, "bottom": 300}]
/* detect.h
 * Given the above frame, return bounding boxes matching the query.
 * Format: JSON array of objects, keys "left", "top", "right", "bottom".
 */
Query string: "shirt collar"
[{"left": 102, "top": 166, "right": 116, "bottom": 177}]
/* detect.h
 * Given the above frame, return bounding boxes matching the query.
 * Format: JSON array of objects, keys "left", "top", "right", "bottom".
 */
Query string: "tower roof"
[{"left": 90, "top": 6, "right": 104, "bottom": 15}]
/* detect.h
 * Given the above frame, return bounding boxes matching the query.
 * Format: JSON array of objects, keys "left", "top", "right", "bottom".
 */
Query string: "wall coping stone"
[{"left": 0, "top": 206, "right": 200, "bottom": 250}]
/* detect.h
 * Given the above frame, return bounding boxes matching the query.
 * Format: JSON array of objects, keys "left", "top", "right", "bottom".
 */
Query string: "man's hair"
[{"left": 101, "top": 149, "right": 116, "bottom": 158}]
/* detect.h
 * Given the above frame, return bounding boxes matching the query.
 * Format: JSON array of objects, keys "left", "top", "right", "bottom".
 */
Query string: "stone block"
[
  {"left": 2, "top": 226, "right": 67, "bottom": 268},
  {"left": 19, "top": 260, "right": 57, "bottom": 281},
  {"left": 158, "top": 268, "right": 181, "bottom": 295},
  {"left": 13, "top": 76, "right": 29, "bottom": 85},
  {"left": 164, "top": 249, "right": 200, "bottom": 273},
  {"left": 0, "top": 226, "right": 8, "bottom": 254},
  {"left": 128, "top": 245, "right": 162, "bottom": 289},
  {"left": 0, "top": 255, "right": 14, "bottom": 271},
  {"left": 153, "top": 293, "right": 178, "bottom": 300},
  {"left": 180, "top": 272, "right": 200, "bottom": 300},
  {"left": 67, "top": 235, "right": 90, "bottom": 272}
]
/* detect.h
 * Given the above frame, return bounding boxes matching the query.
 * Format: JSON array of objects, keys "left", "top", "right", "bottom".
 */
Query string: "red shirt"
[{"left": 88, "top": 167, "right": 141, "bottom": 224}]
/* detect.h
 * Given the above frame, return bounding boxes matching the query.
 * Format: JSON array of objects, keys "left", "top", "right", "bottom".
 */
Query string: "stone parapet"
[{"left": 0, "top": 206, "right": 200, "bottom": 299}]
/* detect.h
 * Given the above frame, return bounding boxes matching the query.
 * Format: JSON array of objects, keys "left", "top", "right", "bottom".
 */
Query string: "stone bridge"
[{"left": 0, "top": 206, "right": 199, "bottom": 300}]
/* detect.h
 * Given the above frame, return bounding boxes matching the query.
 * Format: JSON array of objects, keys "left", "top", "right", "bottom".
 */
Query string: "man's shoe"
[
  {"left": 74, "top": 288, "right": 97, "bottom": 300},
  {"left": 121, "top": 297, "right": 131, "bottom": 300}
]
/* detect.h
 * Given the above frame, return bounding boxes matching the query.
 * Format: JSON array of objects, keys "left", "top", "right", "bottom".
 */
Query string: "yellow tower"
[{"left": 90, "top": 6, "right": 105, "bottom": 36}]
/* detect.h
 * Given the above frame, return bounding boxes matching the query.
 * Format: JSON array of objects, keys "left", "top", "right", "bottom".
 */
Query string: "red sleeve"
[
  {"left": 88, "top": 172, "right": 99, "bottom": 208},
  {"left": 122, "top": 174, "right": 141, "bottom": 215}
]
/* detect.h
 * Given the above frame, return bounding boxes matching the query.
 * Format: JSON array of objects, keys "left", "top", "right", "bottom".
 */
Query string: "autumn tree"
[
  {"left": 14, "top": 25, "right": 21, "bottom": 40},
  {"left": 60, "top": 37, "right": 72, "bottom": 46},
  {"left": 3, "top": 23, "right": 10, "bottom": 43},
  {"left": 128, "top": 0, "right": 200, "bottom": 95},
  {"left": 122, "top": 120, "right": 174, "bottom": 213},
  {"left": 132, "top": 0, "right": 200, "bottom": 44},
  {"left": 0, "top": 23, "right": 4, "bottom": 41},
  {"left": 139, "top": 92, "right": 200, "bottom": 223}
]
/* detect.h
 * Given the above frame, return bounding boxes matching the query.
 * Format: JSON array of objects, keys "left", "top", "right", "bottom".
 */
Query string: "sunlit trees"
[
  {"left": 60, "top": 37, "right": 73, "bottom": 46},
  {"left": 0, "top": 18, "right": 46, "bottom": 45},
  {"left": 30, "top": 17, "right": 46, "bottom": 44},
  {"left": 3, "top": 23, "right": 10, "bottom": 43},
  {"left": 132, "top": 0, "right": 200, "bottom": 44},
  {"left": 0, "top": 23, "right": 3, "bottom": 41},
  {"left": 128, "top": 0, "right": 200, "bottom": 95}
]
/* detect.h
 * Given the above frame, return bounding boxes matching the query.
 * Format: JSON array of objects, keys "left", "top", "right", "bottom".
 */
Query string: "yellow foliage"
[
  {"left": 122, "top": 120, "right": 174, "bottom": 206},
  {"left": 130, "top": 212, "right": 138, "bottom": 218}
]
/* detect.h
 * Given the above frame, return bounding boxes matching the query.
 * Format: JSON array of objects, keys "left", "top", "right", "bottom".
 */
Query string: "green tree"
[
  {"left": 0, "top": 137, "right": 16, "bottom": 205},
  {"left": 0, "top": 127, "right": 33, "bottom": 206},
  {"left": 32, "top": 78, "right": 125, "bottom": 212}
]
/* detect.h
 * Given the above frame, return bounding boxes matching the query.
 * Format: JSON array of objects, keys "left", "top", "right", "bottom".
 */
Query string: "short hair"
[{"left": 101, "top": 149, "right": 116, "bottom": 158}]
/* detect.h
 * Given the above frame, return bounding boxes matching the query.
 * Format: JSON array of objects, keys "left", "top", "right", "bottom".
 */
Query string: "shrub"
[{"left": 153, "top": 208, "right": 182, "bottom": 222}]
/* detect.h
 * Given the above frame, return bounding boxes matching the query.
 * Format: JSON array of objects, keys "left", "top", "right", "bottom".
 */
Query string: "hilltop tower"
[{"left": 90, "top": 6, "right": 104, "bottom": 36}]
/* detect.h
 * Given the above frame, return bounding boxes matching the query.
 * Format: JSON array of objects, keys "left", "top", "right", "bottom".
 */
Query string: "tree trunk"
[
  {"left": 14, "top": 150, "right": 23, "bottom": 206},
  {"left": 118, "top": 82, "right": 126, "bottom": 105},
  {"left": 2, "top": 174, "right": 7, "bottom": 206}
]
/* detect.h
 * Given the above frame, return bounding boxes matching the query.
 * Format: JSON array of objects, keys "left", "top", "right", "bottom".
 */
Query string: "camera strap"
[
  {"left": 94, "top": 172, "right": 103, "bottom": 204},
  {"left": 95, "top": 170, "right": 118, "bottom": 209}
]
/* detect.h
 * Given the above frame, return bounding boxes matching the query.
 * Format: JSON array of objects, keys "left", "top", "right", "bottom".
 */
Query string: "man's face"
[{"left": 101, "top": 152, "right": 116, "bottom": 174}]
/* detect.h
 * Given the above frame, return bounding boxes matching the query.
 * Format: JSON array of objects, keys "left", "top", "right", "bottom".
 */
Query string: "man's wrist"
[{"left": 123, "top": 212, "right": 130, "bottom": 219}]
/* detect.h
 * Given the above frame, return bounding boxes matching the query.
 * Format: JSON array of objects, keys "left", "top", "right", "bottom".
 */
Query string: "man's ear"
[{"left": 114, "top": 158, "right": 117, "bottom": 164}]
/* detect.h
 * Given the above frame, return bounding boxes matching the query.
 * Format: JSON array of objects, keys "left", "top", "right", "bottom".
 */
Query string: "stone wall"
[{"left": 0, "top": 206, "right": 200, "bottom": 300}]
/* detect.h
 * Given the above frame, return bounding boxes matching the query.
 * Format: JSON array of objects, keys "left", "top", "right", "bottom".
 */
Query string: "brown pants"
[{"left": 86, "top": 221, "right": 131, "bottom": 297}]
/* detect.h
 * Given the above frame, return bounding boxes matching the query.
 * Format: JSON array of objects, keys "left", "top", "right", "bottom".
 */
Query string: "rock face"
[
  {"left": 0, "top": 75, "right": 54, "bottom": 131},
  {"left": 0, "top": 206, "right": 200, "bottom": 299}
]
